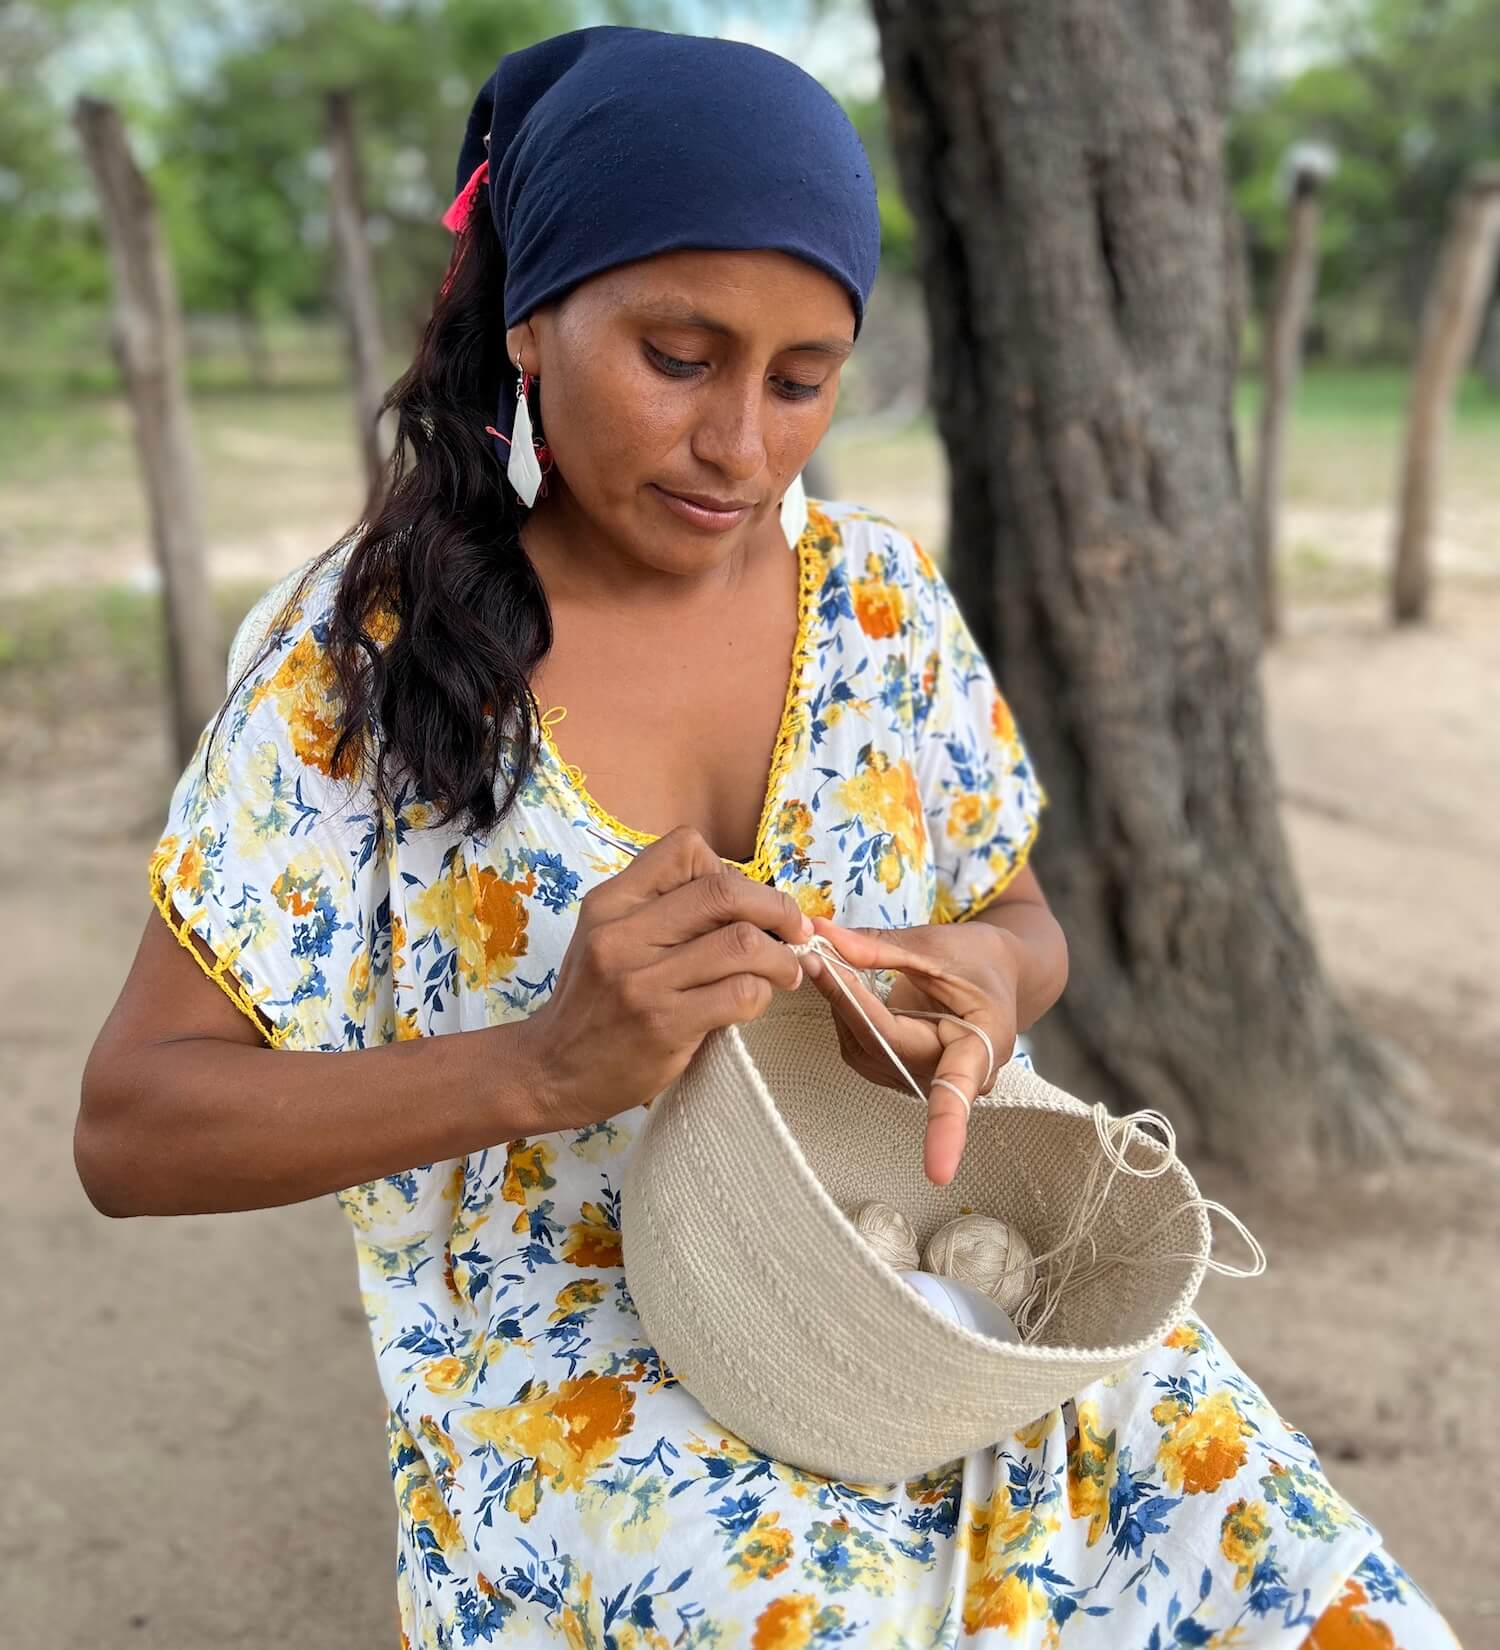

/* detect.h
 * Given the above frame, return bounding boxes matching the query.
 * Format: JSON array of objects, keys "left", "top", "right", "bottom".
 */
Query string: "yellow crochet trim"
[
  {"left": 146, "top": 840, "right": 292, "bottom": 1049},
  {"left": 535, "top": 518, "right": 821, "bottom": 881},
  {"left": 934, "top": 784, "right": 1049, "bottom": 925}
]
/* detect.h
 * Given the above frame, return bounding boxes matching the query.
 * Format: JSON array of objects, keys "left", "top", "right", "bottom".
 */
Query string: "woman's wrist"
[
  {"left": 960, "top": 905, "right": 1068, "bottom": 1032},
  {"left": 485, "top": 1010, "right": 567, "bottom": 1140}
]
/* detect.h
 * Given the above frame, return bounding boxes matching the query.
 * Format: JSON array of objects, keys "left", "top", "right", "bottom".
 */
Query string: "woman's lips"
[{"left": 650, "top": 484, "right": 754, "bottom": 532}]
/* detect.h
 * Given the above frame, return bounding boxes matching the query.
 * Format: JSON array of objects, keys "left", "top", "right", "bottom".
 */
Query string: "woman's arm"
[{"left": 76, "top": 909, "right": 551, "bottom": 1219}]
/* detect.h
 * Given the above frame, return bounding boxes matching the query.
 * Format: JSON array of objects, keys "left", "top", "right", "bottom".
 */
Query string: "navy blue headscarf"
[{"left": 446, "top": 26, "right": 881, "bottom": 451}]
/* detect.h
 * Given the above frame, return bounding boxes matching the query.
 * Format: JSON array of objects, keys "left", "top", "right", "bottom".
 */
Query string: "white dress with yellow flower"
[{"left": 147, "top": 501, "right": 1456, "bottom": 1648}]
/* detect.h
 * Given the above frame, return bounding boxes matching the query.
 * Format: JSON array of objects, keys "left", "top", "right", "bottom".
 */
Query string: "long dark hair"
[{"left": 207, "top": 200, "right": 550, "bottom": 839}]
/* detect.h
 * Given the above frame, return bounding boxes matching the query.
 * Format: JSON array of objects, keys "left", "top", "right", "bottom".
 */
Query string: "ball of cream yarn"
[
  {"left": 851, "top": 1200, "right": 921, "bottom": 1272},
  {"left": 923, "top": 1214, "right": 1037, "bottom": 1318}
]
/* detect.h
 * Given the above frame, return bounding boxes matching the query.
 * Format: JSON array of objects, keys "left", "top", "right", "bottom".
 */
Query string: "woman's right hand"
[{"left": 519, "top": 825, "right": 812, "bottom": 1132}]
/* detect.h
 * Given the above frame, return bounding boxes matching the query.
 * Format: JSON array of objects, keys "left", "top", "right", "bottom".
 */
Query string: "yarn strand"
[
  {"left": 787, "top": 931, "right": 1266, "bottom": 1346},
  {"left": 787, "top": 932, "right": 995, "bottom": 1111}
]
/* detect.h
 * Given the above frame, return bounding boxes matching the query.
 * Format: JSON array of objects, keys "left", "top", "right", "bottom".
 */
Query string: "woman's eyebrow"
[{"left": 633, "top": 302, "right": 853, "bottom": 358}]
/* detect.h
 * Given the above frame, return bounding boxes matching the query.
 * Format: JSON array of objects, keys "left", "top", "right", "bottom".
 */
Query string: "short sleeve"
[
  {"left": 146, "top": 584, "right": 395, "bottom": 1054},
  {"left": 910, "top": 549, "right": 1046, "bottom": 923}
]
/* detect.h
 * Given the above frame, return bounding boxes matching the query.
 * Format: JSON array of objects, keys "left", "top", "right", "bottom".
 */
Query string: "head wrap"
[{"left": 442, "top": 26, "right": 882, "bottom": 455}]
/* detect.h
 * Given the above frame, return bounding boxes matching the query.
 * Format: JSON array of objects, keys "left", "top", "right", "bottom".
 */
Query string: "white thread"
[
  {"left": 786, "top": 930, "right": 1266, "bottom": 1345},
  {"left": 787, "top": 933, "right": 995, "bottom": 1108}
]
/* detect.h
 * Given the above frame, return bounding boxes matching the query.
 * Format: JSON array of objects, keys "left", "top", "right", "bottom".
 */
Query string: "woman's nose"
[{"left": 691, "top": 377, "right": 767, "bottom": 482}]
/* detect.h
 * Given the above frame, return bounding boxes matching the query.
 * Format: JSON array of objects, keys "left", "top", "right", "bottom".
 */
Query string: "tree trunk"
[
  {"left": 871, "top": 0, "right": 1411, "bottom": 1166},
  {"left": 1251, "top": 169, "right": 1323, "bottom": 642},
  {"left": 1391, "top": 168, "right": 1500, "bottom": 626},
  {"left": 325, "top": 88, "right": 391, "bottom": 511},
  {"left": 73, "top": 95, "right": 221, "bottom": 770}
]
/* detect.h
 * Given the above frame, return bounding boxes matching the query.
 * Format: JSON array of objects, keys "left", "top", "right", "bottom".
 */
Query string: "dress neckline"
[{"left": 535, "top": 517, "right": 821, "bottom": 881}]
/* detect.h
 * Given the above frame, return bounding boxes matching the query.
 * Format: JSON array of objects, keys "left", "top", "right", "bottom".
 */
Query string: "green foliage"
[{"left": 1231, "top": 0, "right": 1500, "bottom": 358}]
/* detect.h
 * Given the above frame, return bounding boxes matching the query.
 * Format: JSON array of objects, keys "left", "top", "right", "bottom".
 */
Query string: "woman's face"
[{"left": 507, "top": 248, "right": 855, "bottom": 572}]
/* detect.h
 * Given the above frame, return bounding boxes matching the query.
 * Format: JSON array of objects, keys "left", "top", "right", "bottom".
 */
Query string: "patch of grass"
[{"left": 0, "top": 579, "right": 270, "bottom": 723}]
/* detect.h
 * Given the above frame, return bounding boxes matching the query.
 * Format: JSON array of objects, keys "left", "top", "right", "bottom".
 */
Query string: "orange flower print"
[
  {"left": 835, "top": 748, "right": 927, "bottom": 885},
  {"left": 991, "top": 691, "right": 1019, "bottom": 752},
  {"left": 461, "top": 1373, "right": 637, "bottom": 1515},
  {"left": 962, "top": 1490, "right": 1056, "bottom": 1635},
  {"left": 1220, "top": 1498, "right": 1272, "bottom": 1590},
  {"left": 263, "top": 630, "right": 355, "bottom": 778},
  {"left": 561, "top": 1199, "right": 622, "bottom": 1268},
  {"left": 1155, "top": 1389, "right": 1252, "bottom": 1495},
  {"left": 422, "top": 1355, "right": 468, "bottom": 1395},
  {"left": 947, "top": 789, "right": 1000, "bottom": 848},
  {"left": 1302, "top": 1576, "right": 1398, "bottom": 1648},
  {"left": 549, "top": 1277, "right": 607, "bottom": 1324},
  {"left": 500, "top": 1138, "right": 557, "bottom": 1233},
  {"left": 460, "top": 862, "right": 532, "bottom": 982},
  {"left": 173, "top": 833, "right": 206, "bottom": 895},
  {"left": 728, "top": 1513, "right": 795, "bottom": 1588},
  {"left": 792, "top": 881, "right": 835, "bottom": 920},
  {"left": 1165, "top": 1322, "right": 1209, "bottom": 1354},
  {"left": 851, "top": 552, "right": 906, "bottom": 639},
  {"left": 1067, "top": 1400, "right": 1117, "bottom": 1546},
  {"left": 751, "top": 1594, "right": 821, "bottom": 1649}
]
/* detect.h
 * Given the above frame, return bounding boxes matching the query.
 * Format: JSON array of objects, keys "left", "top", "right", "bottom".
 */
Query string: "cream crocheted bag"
[{"left": 620, "top": 982, "right": 1223, "bottom": 1487}]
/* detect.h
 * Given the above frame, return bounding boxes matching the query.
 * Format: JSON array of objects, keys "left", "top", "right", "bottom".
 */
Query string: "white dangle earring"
[
  {"left": 779, "top": 469, "right": 809, "bottom": 546},
  {"left": 507, "top": 355, "right": 545, "bottom": 508}
]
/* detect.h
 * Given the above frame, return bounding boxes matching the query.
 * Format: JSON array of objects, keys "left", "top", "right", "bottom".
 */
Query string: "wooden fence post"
[
  {"left": 73, "top": 95, "right": 221, "bottom": 768},
  {"left": 1251, "top": 151, "right": 1329, "bottom": 641},
  {"left": 326, "top": 89, "right": 391, "bottom": 511},
  {"left": 1391, "top": 166, "right": 1500, "bottom": 625}
]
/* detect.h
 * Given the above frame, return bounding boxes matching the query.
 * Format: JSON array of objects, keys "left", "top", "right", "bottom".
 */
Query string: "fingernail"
[
  {"left": 800, "top": 914, "right": 815, "bottom": 938},
  {"left": 802, "top": 951, "right": 822, "bottom": 979},
  {"left": 793, "top": 965, "right": 804, "bottom": 989}
]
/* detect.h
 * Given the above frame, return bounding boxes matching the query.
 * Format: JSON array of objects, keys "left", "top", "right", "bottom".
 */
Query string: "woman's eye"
[
  {"left": 773, "top": 377, "right": 823, "bottom": 402},
  {"left": 645, "top": 343, "right": 704, "bottom": 378}
]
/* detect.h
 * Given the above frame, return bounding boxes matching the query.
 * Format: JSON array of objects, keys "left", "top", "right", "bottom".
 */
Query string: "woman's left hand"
[{"left": 799, "top": 915, "right": 1021, "bottom": 1186}]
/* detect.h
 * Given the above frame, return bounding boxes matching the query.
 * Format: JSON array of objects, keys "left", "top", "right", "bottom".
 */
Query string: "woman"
[{"left": 78, "top": 26, "right": 1456, "bottom": 1649}]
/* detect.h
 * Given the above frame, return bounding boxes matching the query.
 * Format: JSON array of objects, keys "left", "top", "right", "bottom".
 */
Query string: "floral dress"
[{"left": 147, "top": 501, "right": 1457, "bottom": 1648}]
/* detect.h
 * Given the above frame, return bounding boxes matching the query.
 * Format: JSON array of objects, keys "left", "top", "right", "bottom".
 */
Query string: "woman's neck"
[{"left": 518, "top": 479, "right": 774, "bottom": 618}]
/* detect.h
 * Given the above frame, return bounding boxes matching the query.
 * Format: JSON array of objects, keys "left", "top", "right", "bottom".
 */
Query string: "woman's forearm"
[{"left": 76, "top": 1018, "right": 549, "bottom": 1220}]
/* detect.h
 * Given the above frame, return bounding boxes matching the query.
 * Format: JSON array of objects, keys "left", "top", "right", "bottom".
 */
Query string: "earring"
[
  {"left": 506, "top": 357, "right": 545, "bottom": 508},
  {"left": 779, "top": 470, "right": 809, "bottom": 546}
]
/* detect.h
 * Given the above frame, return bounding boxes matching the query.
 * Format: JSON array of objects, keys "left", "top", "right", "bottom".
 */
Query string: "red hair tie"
[{"left": 441, "top": 157, "right": 489, "bottom": 233}]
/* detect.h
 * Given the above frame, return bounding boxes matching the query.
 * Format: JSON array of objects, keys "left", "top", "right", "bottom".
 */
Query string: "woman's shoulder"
[
  {"left": 226, "top": 531, "right": 365, "bottom": 693},
  {"left": 217, "top": 533, "right": 389, "bottom": 795},
  {"left": 803, "top": 495, "right": 949, "bottom": 648}
]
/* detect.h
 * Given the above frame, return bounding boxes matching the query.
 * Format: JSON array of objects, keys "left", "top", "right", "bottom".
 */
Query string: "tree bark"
[
  {"left": 1391, "top": 168, "right": 1500, "bottom": 626},
  {"left": 871, "top": 0, "right": 1411, "bottom": 1165},
  {"left": 73, "top": 95, "right": 221, "bottom": 770},
  {"left": 325, "top": 89, "right": 391, "bottom": 511},
  {"left": 1251, "top": 169, "right": 1324, "bottom": 642}
]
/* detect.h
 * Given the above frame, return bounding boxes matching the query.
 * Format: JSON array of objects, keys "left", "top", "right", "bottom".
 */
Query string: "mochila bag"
[{"left": 620, "top": 960, "right": 1261, "bottom": 1487}]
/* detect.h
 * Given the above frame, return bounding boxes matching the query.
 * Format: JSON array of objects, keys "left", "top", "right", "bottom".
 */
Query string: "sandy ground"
[{"left": 3, "top": 523, "right": 1497, "bottom": 1646}]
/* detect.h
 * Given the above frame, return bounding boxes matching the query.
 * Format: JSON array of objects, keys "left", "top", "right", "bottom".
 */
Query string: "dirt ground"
[{"left": 3, "top": 480, "right": 1497, "bottom": 1646}]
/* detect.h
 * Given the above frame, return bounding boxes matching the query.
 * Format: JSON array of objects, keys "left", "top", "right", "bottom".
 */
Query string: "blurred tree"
[{"left": 872, "top": 0, "right": 1416, "bottom": 1165}]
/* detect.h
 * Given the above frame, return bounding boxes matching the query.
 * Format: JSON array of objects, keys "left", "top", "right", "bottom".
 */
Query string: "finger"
[
  {"left": 924, "top": 1077, "right": 971, "bottom": 1187},
  {"left": 803, "top": 940, "right": 906, "bottom": 1047},
  {"left": 809, "top": 916, "right": 967, "bottom": 990},
  {"left": 590, "top": 825, "right": 728, "bottom": 919},
  {"left": 674, "top": 971, "right": 776, "bottom": 1041},
  {"left": 647, "top": 921, "right": 805, "bottom": 996},
  {"left": 923, "top": 1017, "right": 995, "bottom": 1185},
  {"left": 646, "top": 866, "right": 813, "bottom": 949},
  {"left": 805, "top": 945, "right": 947, "bottom": 1090}
]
